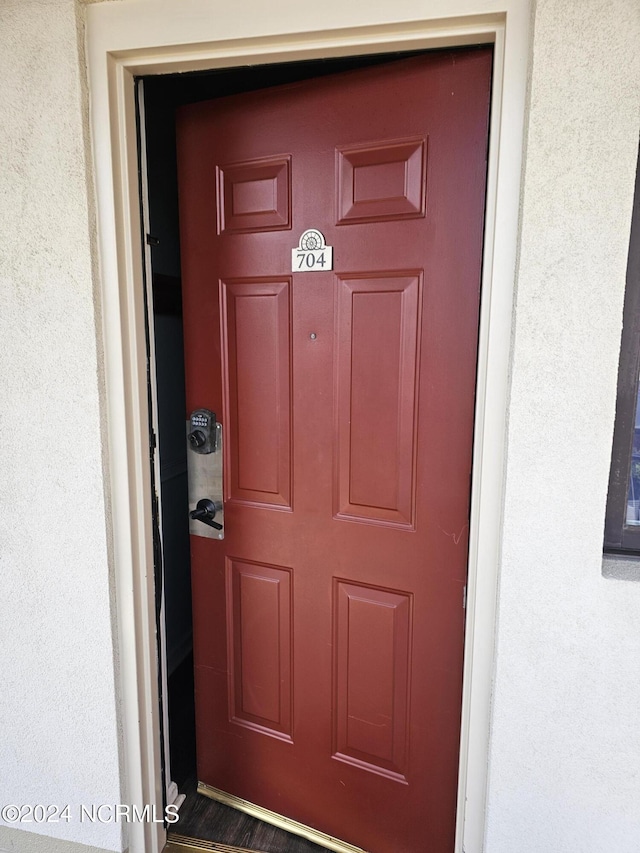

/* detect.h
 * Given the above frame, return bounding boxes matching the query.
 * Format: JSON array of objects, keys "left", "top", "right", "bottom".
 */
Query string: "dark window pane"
[
  {"left": 604, "top": 140, "right": 640, "bottom": 553},
  {"left": 627, "top": 381, "right": 640, "bottom": 525}
]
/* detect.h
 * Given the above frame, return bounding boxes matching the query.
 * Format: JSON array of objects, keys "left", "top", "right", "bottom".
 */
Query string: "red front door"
[{"left": 178, "top": 49, "right": 491, "bottom": 853}]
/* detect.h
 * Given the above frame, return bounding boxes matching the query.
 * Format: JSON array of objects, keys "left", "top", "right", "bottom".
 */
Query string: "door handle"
[
  {"left": 187, "top": 418, "right": 224, "bottom": 540},
  {"left": 190, "top": 498, "right": 223, "bottom": 530}
]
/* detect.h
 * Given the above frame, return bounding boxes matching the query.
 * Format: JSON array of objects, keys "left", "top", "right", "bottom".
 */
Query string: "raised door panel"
[
  {"left": 335, "top": 273, "right": 422, "bottom": 527},
  {"left": 333, "top": 580, "right": 412, "bottom": 782},
  {"left": 217, "top": 155, "right": 291, "bottom": 234},
  {"left": 226, "top": 558, "right": 293, "bottom": 740},
  {"left": 222, "top": 279, "right": 292, "bottom": 508},
  {"left": 336, "top": 137, "right": 427, "bottom": 224}
]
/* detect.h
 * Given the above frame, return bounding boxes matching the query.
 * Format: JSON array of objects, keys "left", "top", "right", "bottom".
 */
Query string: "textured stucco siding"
[
  {"left": 485, "top": 2, "right": 640, "bottom": 851},
  {"left": 0, "top": 1, "right": 122, "bottom": 851}
]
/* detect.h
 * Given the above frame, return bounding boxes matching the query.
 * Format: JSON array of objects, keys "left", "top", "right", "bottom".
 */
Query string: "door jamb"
[{"left": 85, "top": 7, "right": 531, "bottom": 853}]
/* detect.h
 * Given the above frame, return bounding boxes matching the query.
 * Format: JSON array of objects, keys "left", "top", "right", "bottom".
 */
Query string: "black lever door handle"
[{"left": 190, "top": 498, "right": 223, "bottom": 530}]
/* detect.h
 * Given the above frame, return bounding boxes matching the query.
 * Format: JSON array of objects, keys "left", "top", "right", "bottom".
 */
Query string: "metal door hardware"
[
  {"left": 187, "top": 414, "right": 224, "bottom": 540},
  {"left": 188, "top": 408, "right": 217, "bottom": 454},
  {"left": 190, "top": 498, "right": 223, "bottom": 530}
]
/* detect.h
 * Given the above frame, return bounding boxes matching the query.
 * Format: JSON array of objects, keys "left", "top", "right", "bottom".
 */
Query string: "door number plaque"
[{"left": 292, "top": 229, "right": 333, "bottom": 272}]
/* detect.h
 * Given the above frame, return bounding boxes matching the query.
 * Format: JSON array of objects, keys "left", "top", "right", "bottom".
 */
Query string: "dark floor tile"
[{"left": 173, "top": 777, "right": 329, "bottom": 853}]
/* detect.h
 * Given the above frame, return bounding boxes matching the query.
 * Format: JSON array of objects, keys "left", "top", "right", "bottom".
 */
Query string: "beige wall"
[
  {"left": 0, "top": 1, "right": 122, "bottom": 851},
  {"left": 486, "top": 1, "right": 640, "bottom": 851}
]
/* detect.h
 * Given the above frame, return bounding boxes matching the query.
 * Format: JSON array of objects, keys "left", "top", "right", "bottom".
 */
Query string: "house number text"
[{"left": 292, "top": 229, "right": 333, "bottom": 272}]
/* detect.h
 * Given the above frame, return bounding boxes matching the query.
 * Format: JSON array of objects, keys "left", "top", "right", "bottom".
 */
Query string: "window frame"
[{"left": 604, "top": 144, "right": 640, "bottom": 554}]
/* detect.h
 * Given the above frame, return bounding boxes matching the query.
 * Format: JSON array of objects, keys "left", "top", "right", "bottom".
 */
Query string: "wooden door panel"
[
  {"left": 178, "top": 48, "right": 492, "bottom": 853},
  {"left": 336, "top": 137, "right": 427, "bottom": 224},
  {"left": 333, "top": 580, "right": 412, "bottom": 782},
  {"left": 217, "top": 155, "right": 292, "bottom": 234},
  {"left": 227, "top": 558, "right": 293, "bottom": 740},
  {"left": 335, "top": 273, "right": 421, "bottom": 526},
  {"left": 222, "top": 278, "right": 292, "bottom": 508}
]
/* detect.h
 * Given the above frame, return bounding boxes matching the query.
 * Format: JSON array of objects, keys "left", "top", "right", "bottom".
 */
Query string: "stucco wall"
[
  {"left": 485, "top": 2, "right": 640, "bottom": 851},
  {"left": 0, "top": 1, "right": 122, "bottom": 851}
]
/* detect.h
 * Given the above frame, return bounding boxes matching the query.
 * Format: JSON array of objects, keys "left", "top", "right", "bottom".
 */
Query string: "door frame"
[{"left": 85, "top": 3, "right": 531, "bottom": 853}]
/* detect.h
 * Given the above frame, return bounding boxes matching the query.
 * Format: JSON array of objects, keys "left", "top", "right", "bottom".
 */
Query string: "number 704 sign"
[{"left": 291, "top": 229, "right": 333, "bottom": 272}]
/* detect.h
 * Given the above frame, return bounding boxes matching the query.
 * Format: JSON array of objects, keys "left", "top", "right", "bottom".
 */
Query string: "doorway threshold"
[
  {"left": 168, "top": 777, "right": 336, "bottom": 853},
  {"left": 166, "top": 837, "right": 266, "bottom": 853}
]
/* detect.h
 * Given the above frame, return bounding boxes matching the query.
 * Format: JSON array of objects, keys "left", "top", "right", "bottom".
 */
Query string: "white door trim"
[{"left": 84, "top": 3, "right": 531, "bottom": 852}]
